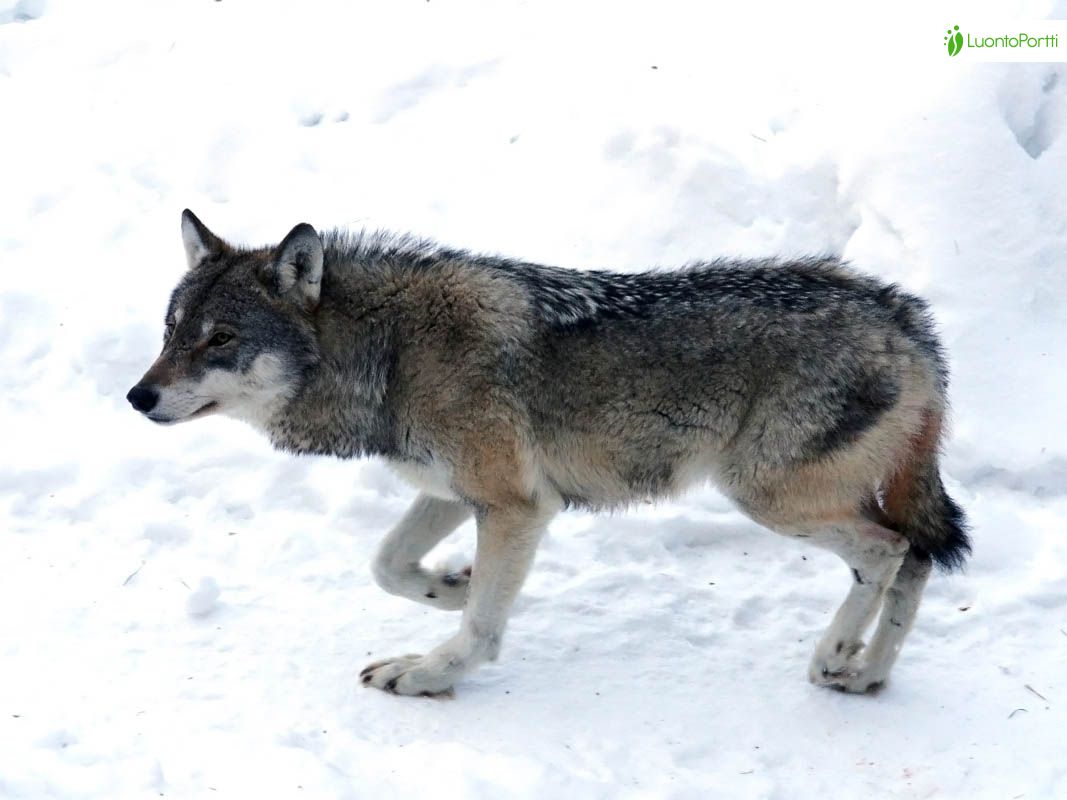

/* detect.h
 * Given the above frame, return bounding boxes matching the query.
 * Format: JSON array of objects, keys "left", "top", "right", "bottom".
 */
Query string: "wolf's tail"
[{"left": 883, "top": 409, "right": 971, "bottom": 572}]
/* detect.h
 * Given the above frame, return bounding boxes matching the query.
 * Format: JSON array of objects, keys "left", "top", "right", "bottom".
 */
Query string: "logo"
[
  {"left": 943, "top": 24, "right": 1060, "bottom": 57},
  {"left": 945, "top": 25, "right": 964, "bottom": 56}
]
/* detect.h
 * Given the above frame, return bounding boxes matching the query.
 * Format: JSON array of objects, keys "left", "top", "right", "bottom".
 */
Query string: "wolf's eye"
[
  {"left": 208, "top": 331, "right": 234, "bottom": 347},
  {"left": 163, "top": 323, "right": 175, "bottom": 341}
]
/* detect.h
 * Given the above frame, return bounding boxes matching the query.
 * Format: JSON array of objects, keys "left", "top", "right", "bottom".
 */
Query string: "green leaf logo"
[{"left": 945, "top": 25, "right": 964, "bottom": 56}]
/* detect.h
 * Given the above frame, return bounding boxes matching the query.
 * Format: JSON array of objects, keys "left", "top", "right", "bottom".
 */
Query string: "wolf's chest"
[{"left": 386, "top": 458, "right": 460, "bottom": 501}]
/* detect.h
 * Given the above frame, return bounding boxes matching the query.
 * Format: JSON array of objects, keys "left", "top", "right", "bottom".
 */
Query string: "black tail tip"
[{"left": 918, "top": 493, "right": 972, "bottom": 573}]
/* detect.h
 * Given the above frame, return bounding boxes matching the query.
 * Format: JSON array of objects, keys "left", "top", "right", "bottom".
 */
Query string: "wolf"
[{"left": 128, "top": 210, "right": 969, "bottom": 697}]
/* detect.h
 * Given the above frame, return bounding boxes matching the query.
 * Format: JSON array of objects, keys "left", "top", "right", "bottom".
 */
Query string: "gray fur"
[{"left": 128, "top": 212, "right": 969, "bottom": 697}]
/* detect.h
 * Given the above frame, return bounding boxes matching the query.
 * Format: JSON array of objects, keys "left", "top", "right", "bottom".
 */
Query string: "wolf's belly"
[{"left": 535, "top": 436, "right": 727, "bottom": 511}]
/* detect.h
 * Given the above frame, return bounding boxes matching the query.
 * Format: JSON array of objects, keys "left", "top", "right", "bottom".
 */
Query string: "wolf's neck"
[
  {"left": 263, "top": 325, "right": 401, "bottom": 461},
  {"left": 260, "top": 247, "right": 448, "bottom": 460},
  {"left": 263, "top": 375, "right": 398, "bottom": 459}
]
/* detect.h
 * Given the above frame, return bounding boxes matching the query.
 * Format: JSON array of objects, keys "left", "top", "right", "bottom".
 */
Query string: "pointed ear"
[
  {"left": 181, "top": 209, "right": 223, "bottom": 269},
  {"left": 262, "top": 223, "right": 324, "bottom": 307}
]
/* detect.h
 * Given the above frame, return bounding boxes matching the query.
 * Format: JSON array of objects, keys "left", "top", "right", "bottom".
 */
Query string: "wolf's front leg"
[
  {"left": 372, "top": 493, "right": 473, "bottom": 610},
  {"left": 361, "top": 501, "right": 555, "bottom": 696}
]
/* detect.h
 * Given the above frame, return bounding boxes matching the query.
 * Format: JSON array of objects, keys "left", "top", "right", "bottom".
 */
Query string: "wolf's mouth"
[{"left": 147, "top": 401, "right": 219, "bottom": 425}]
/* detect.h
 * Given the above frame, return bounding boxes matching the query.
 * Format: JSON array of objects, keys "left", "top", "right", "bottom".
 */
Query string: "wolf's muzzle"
[{"left": 126, "top": 385, "right": 159, "bottom": 414}]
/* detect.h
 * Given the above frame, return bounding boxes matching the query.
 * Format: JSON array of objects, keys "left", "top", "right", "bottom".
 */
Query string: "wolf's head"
[{"left": 127, "top": 210, "right": 322, "bottom": 428}]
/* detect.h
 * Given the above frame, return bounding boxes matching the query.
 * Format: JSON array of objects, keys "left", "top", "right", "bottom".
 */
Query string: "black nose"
[{"left": 127, "top": 385, "right": 159, "bottom": 413}]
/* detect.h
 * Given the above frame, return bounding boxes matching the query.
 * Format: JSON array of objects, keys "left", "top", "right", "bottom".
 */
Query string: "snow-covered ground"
[{"left": 2, "top": 1, "right": 1066, "bottom": 797}]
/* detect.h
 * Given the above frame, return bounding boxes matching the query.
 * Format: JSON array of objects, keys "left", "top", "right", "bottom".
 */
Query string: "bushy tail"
[{"left": 883, "top": 410, "right": 971, "bottom": 572}]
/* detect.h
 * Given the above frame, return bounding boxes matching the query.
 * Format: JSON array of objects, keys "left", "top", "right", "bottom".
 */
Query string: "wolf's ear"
[
  {"left": 263, "top": 223, "right": 323, "bottom": 307},
  {"left": 181, "top": 209, "right": 223, "bottom": 269}
]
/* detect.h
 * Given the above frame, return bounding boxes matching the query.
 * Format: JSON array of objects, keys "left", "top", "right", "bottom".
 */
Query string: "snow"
[
  {"left": 1, "top": 0, "right": 1066, "bottom": 797},
  {"left": 184, "top": 577, "right": 220, "bottom": 618}
]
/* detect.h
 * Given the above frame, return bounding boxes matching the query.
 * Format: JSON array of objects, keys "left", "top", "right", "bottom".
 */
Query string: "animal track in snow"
[
  {"left": 731, "top": 595, "right": 772, "bottom": 629},
  {"left": 999, "top": 67, "right": 1064, "bottom": 159},
  {"left": 0, "top": 0, "right": 45, "bottom": 25},
  {"left": 373, "top": 60, "right": 498, "bottom": 124}
]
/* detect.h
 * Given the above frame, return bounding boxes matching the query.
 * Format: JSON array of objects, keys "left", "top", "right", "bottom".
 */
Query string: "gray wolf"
[{"left": 127, "top": 210, "right": 969, "bottom": 697}]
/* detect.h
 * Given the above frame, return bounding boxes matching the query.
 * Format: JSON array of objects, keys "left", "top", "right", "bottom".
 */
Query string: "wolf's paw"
[
  {"left": 374, "top": 563, "right": 471, "bottom": 610},
  {"left": 360, "top": 654, "right": 457, "bottom": 698},
  {"left": 809, "top": 639, "right": 864, "bottom": 684},
  {"left": 423, "top": 565, "right": 471, "bottom": 611},
  {"left": 809, "top": 651, "right": 888, "bottom": 694}
]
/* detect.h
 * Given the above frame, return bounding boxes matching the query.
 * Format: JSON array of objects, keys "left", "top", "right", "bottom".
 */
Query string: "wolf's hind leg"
[
  {"left": 849, "top": 549, "right": 932, "bottom": 688},
  {"left": 372, "top": 493, "right": 473, "bottom": 610},
  {"left": 794, "top": 516, "right": 909, "bottom": 692}
]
